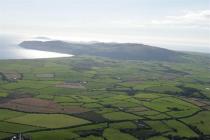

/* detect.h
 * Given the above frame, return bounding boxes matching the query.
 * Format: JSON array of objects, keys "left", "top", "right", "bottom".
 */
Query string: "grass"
[
  {"left": 133, "top": 110, "right": 159, "bottom": 116},
  {"left": 145, "top": 113, "right": 171, "bottom": 120},
  {"left": 0, "top": 109, "right": 25, "bottom": 121},
  {"left": 28, "top": 130, "right": 79, "bottom": 140},
  {"left": 146, "top": 121, "right": 171, "bottom": 133},
  {"left": 181, "top": 111, "right": 210, "bottom": 135},
  {"left": 103, "top": 128, "right": 138, "bottom": 140},
  {"left": 134, "top": 93, "right": 164, "bottom": 99},
  {"left": 163, "top": 120, "right": 198, "bottom": 137},
  {"left": 0, "top": 92, "right": 8, "bottom": 97},
  {"left": 110, "top": 121, "right": 137, "bottom": 129},
  {"left": 54, "top": 96, "right": 75, "bottom": 103},
  {"left": 71, "top": 123, "right": 107, "bottom": 131},
  {"left": 103, "top": 112, "right": 141, "bottom": 121},
  {"left": 144, "top": 85, "right": 182, "bottom": 94},
  {"left": 112, "top": 101, "right": 139, "bottom": 108},
  {"left": 0, "top": 121, "right": 41, "bottom": 133},
  {"left": 83, "top": 103, "right": 103, "bottom": 108},
  {"left": 7, "top": 114, "right": 90, "bottom": 128},
  {"left": 0, "top": 55, "right": 210, "bottom": 139},
  {"left": 148, "top": 136, "right": 169, "bottom": 140},
  {"left": 143, "top": 97, "right": 199, "bottom": 112},
  {"left": 167, "top": 108, "right": 199, "bottom": 118},
  {"left": 0, "top": 132, "right": 12, "bottom": 139},
  {"left": 76, "top": 136, "right": 104, "bottom": 140},
  {"left": 36, "top": 94, "right": 54, "bottom": 100},
  {"left": 0, "top": 80, "right": 56, "bottom": 90}
]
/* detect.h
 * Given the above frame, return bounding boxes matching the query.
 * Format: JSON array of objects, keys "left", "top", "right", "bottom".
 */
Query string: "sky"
[{"left": 0, "top": 0, "right": 210, "bottom": 52}]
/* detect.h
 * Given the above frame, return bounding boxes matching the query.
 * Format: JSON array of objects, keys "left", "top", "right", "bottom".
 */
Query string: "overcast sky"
[{"left": 0, "top": 0, "right": 210, "bottom": 52}]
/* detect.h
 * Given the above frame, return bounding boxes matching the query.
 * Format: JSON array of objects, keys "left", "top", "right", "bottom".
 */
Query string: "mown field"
[{"left": 0, "top": 55, "right": 210, "bottom": 140}]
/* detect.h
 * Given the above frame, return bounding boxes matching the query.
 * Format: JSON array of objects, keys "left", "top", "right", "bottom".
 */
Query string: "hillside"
[{"left": 19, "top": 41, "right": 183, "bottom": 61}]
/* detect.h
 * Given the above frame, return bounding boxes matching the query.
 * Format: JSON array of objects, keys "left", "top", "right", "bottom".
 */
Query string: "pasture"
[{"left": 0, "top": 56, "right": 209, "bottom": 139}]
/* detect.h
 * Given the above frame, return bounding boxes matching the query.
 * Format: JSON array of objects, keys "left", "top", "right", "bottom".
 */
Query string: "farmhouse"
[{"left": 7, "top": 133, "right": 30, "bottom": 140}]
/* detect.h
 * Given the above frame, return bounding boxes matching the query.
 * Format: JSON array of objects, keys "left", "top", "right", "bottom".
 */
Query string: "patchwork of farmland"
[{"left": 0, "top": 56, "right": 210, "bottom": 140}]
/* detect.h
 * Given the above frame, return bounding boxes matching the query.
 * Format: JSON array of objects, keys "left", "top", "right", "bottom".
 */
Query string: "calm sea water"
[{"left": 0, "top": 45, "right": 72, "bottom": 59}]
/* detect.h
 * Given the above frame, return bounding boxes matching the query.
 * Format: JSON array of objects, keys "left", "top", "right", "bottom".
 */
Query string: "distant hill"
[{"left": 19, "top": 40, "right": 183, "bottom": 61}]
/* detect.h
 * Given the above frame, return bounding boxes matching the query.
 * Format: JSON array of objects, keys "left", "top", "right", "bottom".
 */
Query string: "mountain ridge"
[{"left": 19, "top": 40, "right": 184, "bottom": 61}]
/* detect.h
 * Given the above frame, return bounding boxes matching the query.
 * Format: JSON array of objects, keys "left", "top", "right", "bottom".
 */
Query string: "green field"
[
  {"left": 0, "top": 109, "right": 25, "bottom": 120},
  {"left": 0, "top": 121, "right": 41, "bottom": 133},
  {"left": 103, "top": 128, "right": 138, "bottom": 140},
  {"left": 0, "top": 92, "right": 8, "bottom": 97},
  {"left": 0, "top": 55, "right": 210, "bottom": 140},
  {"left": 181, "top": 111, "right": 210, "bottom": 135},
  {"left": 7, "top": 114, "right": 90, "bottom": 128}
]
